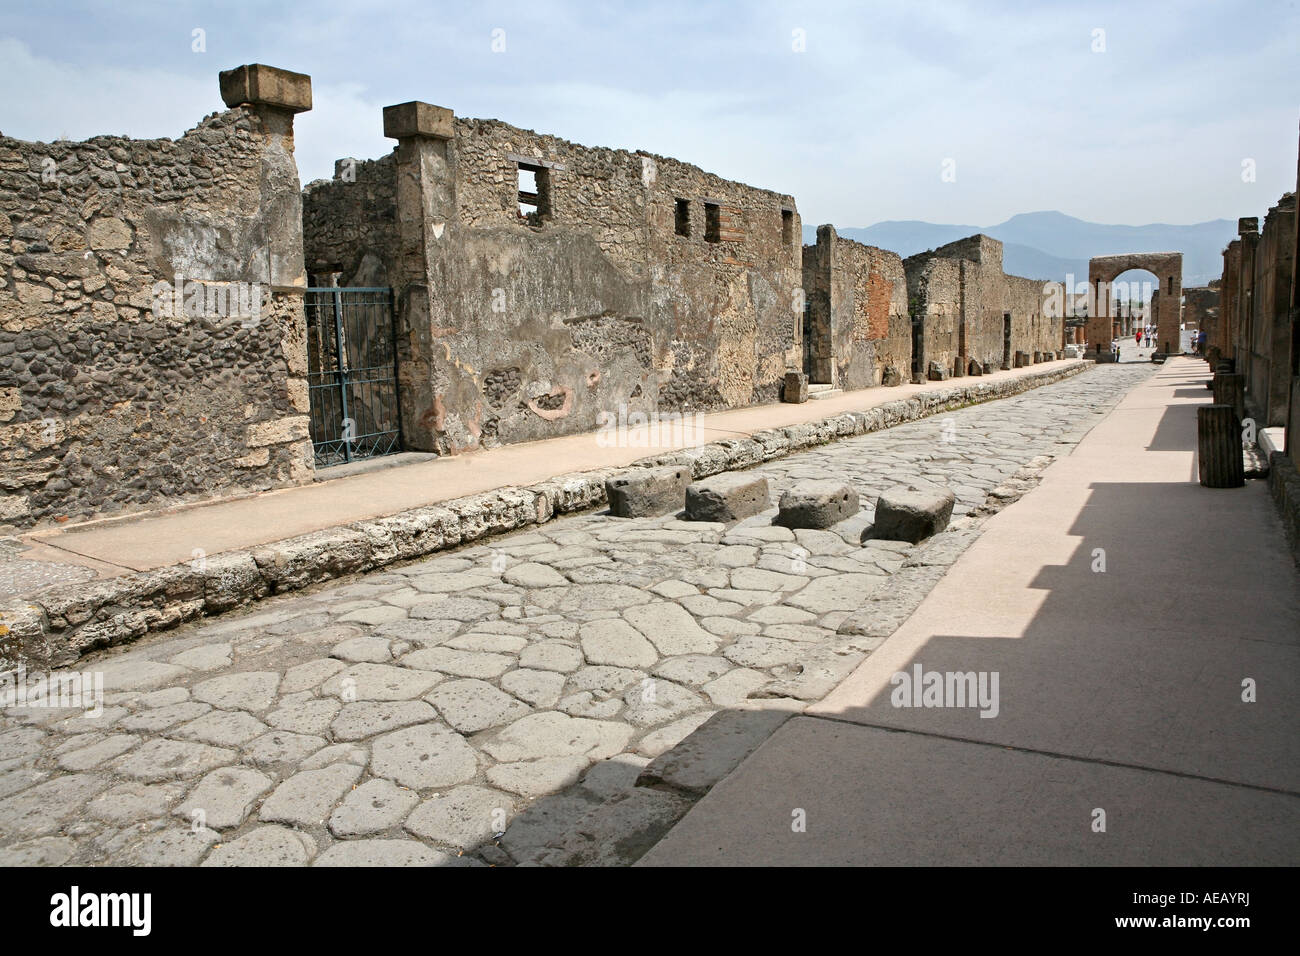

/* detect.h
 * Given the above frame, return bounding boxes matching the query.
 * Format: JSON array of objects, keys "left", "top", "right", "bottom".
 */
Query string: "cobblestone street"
[{"left": 0, "top": 365, "right": 1154, "bottom": 866}]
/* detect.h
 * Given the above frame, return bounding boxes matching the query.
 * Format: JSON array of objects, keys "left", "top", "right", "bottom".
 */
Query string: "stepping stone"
[
  {"left": 684, "top": 473, "right": 770, "bottom": 523},
  {"left": 605, "top": 466, "right": 692, "bottom": 518},
  {"left": 870, "top": 486, "right": 956, "bottom": 543},
  {"left": 775, "top": 480, "right": 859, "bottom": 529}
]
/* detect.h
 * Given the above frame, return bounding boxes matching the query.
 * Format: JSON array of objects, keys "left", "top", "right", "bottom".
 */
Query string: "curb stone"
[{"left": 0, "top": 361, "right": 1090, "bottom": 671}]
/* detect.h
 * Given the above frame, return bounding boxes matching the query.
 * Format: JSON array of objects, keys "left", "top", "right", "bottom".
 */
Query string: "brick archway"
[{"left": 1087, "top": 252, "right": 1183, "bottom": 355}]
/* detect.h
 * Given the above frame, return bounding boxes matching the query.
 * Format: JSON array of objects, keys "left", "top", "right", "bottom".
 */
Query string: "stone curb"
[
  {"left": 1266, "top": 451, "right": 1300, "bottom": 568},
  {"left": 0, "top": 360, "right": 1089, "bottom": 671}
]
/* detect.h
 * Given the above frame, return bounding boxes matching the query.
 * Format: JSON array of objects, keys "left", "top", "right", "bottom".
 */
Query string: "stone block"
[
  {"left": 684, "top": 473, "right": 769, "bottom": 522},
  {"left": 775, "top": 479, "right": 859, "bottom": 529},
  {"left": 871, "top": 486, "right": 956, "bottom": 543},
  {"left": 219, "top": 64, "right": 312, "bottom": 113},
  {"left": 881, "top": 366, "right": 903, "bottom": 387},
  {"left": 968, "top": 359, "right": 982, "bottom": 376},
  {"left": 605, "top": 466, "right": 691, "bottom": 518},
  {"left": 927, "top": 361, "right": 949, "bottom": 381},
  {"left": 383, "top": 101, "right": 454, "bottom": 140},
  {"left": 782, "top": 371, "right": 808, "bottom": 403}
]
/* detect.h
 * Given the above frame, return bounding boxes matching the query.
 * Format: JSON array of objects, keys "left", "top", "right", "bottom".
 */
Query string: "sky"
[{"left": 1, "top": 0, "right": 1297, "bottom": 229}]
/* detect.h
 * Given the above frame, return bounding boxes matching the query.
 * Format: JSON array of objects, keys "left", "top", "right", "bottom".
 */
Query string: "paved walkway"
[
  {"left": 0, "top": 363, "right": 1138, "bottom": 866},
  {"left": 2, "top": 360, "right": 1083, "bottom": 598},
  {"left": 640, "top": 357, "right": 1300, "bottom": 865}
]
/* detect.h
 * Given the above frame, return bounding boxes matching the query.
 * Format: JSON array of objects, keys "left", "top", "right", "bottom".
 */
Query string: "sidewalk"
[
  {"left": 7, "top": 360, "right": 1085, "bottom": 592},
  {"left": 639, "top": 357, "right": 1300, "bottom": 865}
]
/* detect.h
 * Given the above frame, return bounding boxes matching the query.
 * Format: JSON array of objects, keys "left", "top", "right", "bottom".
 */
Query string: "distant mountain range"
[{"left": 803, "top": 211, "right": 1236, "bottom": 288}]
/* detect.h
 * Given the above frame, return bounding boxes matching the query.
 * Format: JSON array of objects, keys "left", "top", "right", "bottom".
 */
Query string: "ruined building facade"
[
  {"left": 904, "top": 236, "right": 1063, "bottom": 380},
  {"left": 1, "top": 65, "right": 1069, "bottom": 532}
]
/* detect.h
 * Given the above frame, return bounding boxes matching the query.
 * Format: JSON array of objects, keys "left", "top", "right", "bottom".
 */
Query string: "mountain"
[{"left": 803, "top": 210, "right": 1236, "bottom": 287}]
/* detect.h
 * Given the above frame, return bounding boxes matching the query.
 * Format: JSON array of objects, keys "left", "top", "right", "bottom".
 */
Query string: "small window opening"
[
  {"left": 675, "top": 198, "right": 691, "bottom": 237},
  {"left": 704, "top": 202, "right": 721, "bottom": 243},
  {"left": 517, "top": 163, "right": 550, "bottom": 224},
  {"left": 782, "top": 209, "right": 794, "bottom": 246},
  {"left": 1167, "top": 276, "right": 1173, "bottom": 293}
]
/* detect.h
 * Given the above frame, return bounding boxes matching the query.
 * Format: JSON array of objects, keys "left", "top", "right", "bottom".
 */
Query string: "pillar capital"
[
  {"left": 383, "top": 102, "right": 454, "bottom": 140},
  {"left": 219, "top": 64, "right": 312, "bottom": 114}
]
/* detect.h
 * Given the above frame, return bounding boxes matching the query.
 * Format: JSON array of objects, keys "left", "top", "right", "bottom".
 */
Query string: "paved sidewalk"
[
  {"left": 4, "top": 360, "right": 1083, "bottom": 594},
  {"left": 640, "top": 357, "right": 1300, "bottom": 865}
]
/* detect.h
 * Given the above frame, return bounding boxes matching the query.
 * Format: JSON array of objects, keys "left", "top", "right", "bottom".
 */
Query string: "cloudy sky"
[{"left": 2, "top": 1, "right": 1296, "bottom": 229}]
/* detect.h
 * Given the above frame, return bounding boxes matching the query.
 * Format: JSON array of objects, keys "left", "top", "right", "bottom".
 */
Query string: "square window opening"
[
  {"left": 675, "top": 198, "right": 691, "bottom": 237},
  {"left": 704, "top": 202, "right": 721, "bottom": 243},
  {"left": 517, "top": 163, "right": 551, "bottom": 224}
]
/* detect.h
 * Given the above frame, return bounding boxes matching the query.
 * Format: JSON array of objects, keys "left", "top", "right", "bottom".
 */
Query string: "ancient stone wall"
[
  {"left": 1184, "top": 286, "right": 1219, "bottom": 347},
  {"left": 0, "top": 73, "right": 313, "bottom": 531},
  {"left": 1246, "top": 193, "right": 1296, "bottom": 426},
  {"left": 305, "top": 107, "right": 802, "bottom": 456},
  {"left": 302, "top": 155, "right": 399, "bottom": 286},
  {"left": 904, "top": 234, "right": 1061, "bottom": 378},
  {"left": 801, "top": 226, "right": 909, "bottom": 389}
]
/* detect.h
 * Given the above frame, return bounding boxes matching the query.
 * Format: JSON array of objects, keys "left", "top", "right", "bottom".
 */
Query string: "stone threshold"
[{"left": 0, "top": 361, "right": 1090, "bottom": 671}]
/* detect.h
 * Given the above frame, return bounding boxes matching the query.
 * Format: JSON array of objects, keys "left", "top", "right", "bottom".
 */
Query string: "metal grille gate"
[{"left": 305, "top": 287, "right": 402, "bottom": 468}]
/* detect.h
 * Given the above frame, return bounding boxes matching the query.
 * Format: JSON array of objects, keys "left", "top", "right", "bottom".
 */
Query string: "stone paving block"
[
  {"left": 870, "top": 486, "right": 957, "bottom": 543},
  {"left": 605, "top": 466, "right": 691, "bottom": 518},
  {"left": 113, "top": 739, "right": 236, "bottom": 782},
  {"left": 775, "top": 479, "right": 859, "bottom": 529},
  {"left": 370, "top": 725, "right": 478, "bottom": 789},
  {"left": 404, "top": 784, "right": 515, "bottom": 850},
  {"left": 259, "top": 763, "right": 363, "bottom": 827},
  {"left": 121, "top": 826, "right": 220, "bottom": 866},
  {"left": 314, "top": 839, "right": 459, "bottom": 867},
  {"left": 176, "top": 766, "right": 273, "bottom": 830},
  {"left": 685, "top": 473, "right": 770, "bottom": 522},
  {"left": 425, "top": 679, "right": 530, "bottom": 733},
  {"left": 328, "top": 778, "right": 420, "bottom": 837},
  {"left": 330, "top": 700, "right": 438, "bottom": 741},
  {"left": 202, "top": 825, "right": 317, "bottom": 867}
]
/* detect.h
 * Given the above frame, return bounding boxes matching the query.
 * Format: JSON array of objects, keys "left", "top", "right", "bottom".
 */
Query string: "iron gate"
[{"left": 305, "top": 287, "right": 402, "bottom": 468}]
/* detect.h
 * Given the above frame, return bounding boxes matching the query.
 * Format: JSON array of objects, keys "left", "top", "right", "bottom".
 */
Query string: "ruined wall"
[
  {"left": 302, "top": 155, "right": 399, "bottom": 286},
  {"left": 801, "top": 226, "right": 908, "bottom": 389},
  {"left": 305, "top": 109, "right": 801, "bottom": 455},
  {"left": 0, "top": 93, "right": 312, "bottom": 531},
  {"left": 1184, "top": 286, "right": 1219, "bottom": 347},
  {"left": 1247, "top": 193, "right": 1296, "bottom": 426},
  {"left": 904, "top": 234, "right": 1061, "bottom": 378}
]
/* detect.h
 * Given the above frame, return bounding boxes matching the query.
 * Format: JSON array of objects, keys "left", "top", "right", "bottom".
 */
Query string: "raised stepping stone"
[
  {"left": 871, "top": 486, "right": 956, "bottom": 543},
  {"left": 775, "top": 480, "right": 859, "bottom": 529},
  {"left": 684, "top": 473, "right": 770, "bottom": 523},
  {"left": 605, "top": 466, "right": 691, "bottom": 518}
]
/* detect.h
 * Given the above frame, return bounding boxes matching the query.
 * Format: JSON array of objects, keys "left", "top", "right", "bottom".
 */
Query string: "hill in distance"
[{"left": 803, "top": 210, "right": 1235, "bottom": 287}]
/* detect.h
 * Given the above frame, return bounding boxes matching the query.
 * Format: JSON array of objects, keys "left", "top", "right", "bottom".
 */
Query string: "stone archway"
[{"left": 1087, "top": 252, "right": 1183, "bottom": 355}]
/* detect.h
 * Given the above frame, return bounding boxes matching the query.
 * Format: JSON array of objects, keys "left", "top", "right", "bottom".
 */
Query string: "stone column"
[{"left": 384, "top": 101, "right": 457, "bottom": 453}]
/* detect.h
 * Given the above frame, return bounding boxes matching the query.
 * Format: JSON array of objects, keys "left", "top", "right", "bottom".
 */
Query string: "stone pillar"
[
  {"left": 384, "top": 101, "right": 457, "bottom": 453},
  {"left": 218, "top": 64, "right": 315, "bottom": 481}
]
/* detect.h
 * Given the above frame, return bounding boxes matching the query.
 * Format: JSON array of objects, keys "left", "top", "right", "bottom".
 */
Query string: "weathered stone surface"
[
  {"left": 782, "top": 370, "right": 808, "bottom": 403},
  {"left": 330, "top": 700, "right": 438, "bottom": 741},
  {"left": 328, "top": 778, "right": 420, "bottom": 837},
  {"left": 580, "top": 619, "right": 658, "bottom": 668},
  {"left": 192, "top": 672, "right": 281, "bottom": 712},
  {"left": 775, "top": 479, "right": 859, "bottom": 529},
  {"left": 685, "top": 473, "right": 770, "bottom": 522},
  {"left": 370, "top": 725, "right": 478, "bottom": 789},
  {"left": 176, "top": 766, "right": 273, "bottom": 830},
  {"left": 202, "top": 825, "right": 316, "bottom": 867},
  {"left": 425, "top": 679, "right": 529, "bottom": 733},
  {"left": 113, "top": 739, "right": 236, "bottom": 782},
  {"left": 259, "top": 763, "right": 363, "bottom": 826},
  {"left": 481, "top": 712, "right": 631, "bottom": 762},
  {"left": 486, "top": 756, "right": 589, "bottom": 797},
  {"left": 605, "top": 466, "right": 691, "bottom": 518},
  {"left": 871, "top": 486, "right": 956, "bottom": 543},
  {"left": 404, "top": 785, "right": 514, "bottom": 850},
  {"left": 314, "top": 840, "right": 454, "bottom": 867},
  {"left": 622, "top": 602, "right": 717, "bottom": 655},
  {"left": 321, "top": 663, "right": 441, "bottom": 701}
]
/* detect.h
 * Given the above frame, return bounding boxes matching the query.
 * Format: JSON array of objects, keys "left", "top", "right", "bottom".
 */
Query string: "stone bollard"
[
  {"left": 1213, "top": 373, "right": 1245, "bottom": 420},
  {"left": 870, "top": 486, "right": 955, "bottom": 543},
  {"left": 1198, "top": 405, "right": 1244, "bottom": 488},
  {"left": 782, "top": 371, "right": 808, "bottom": 403}
]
